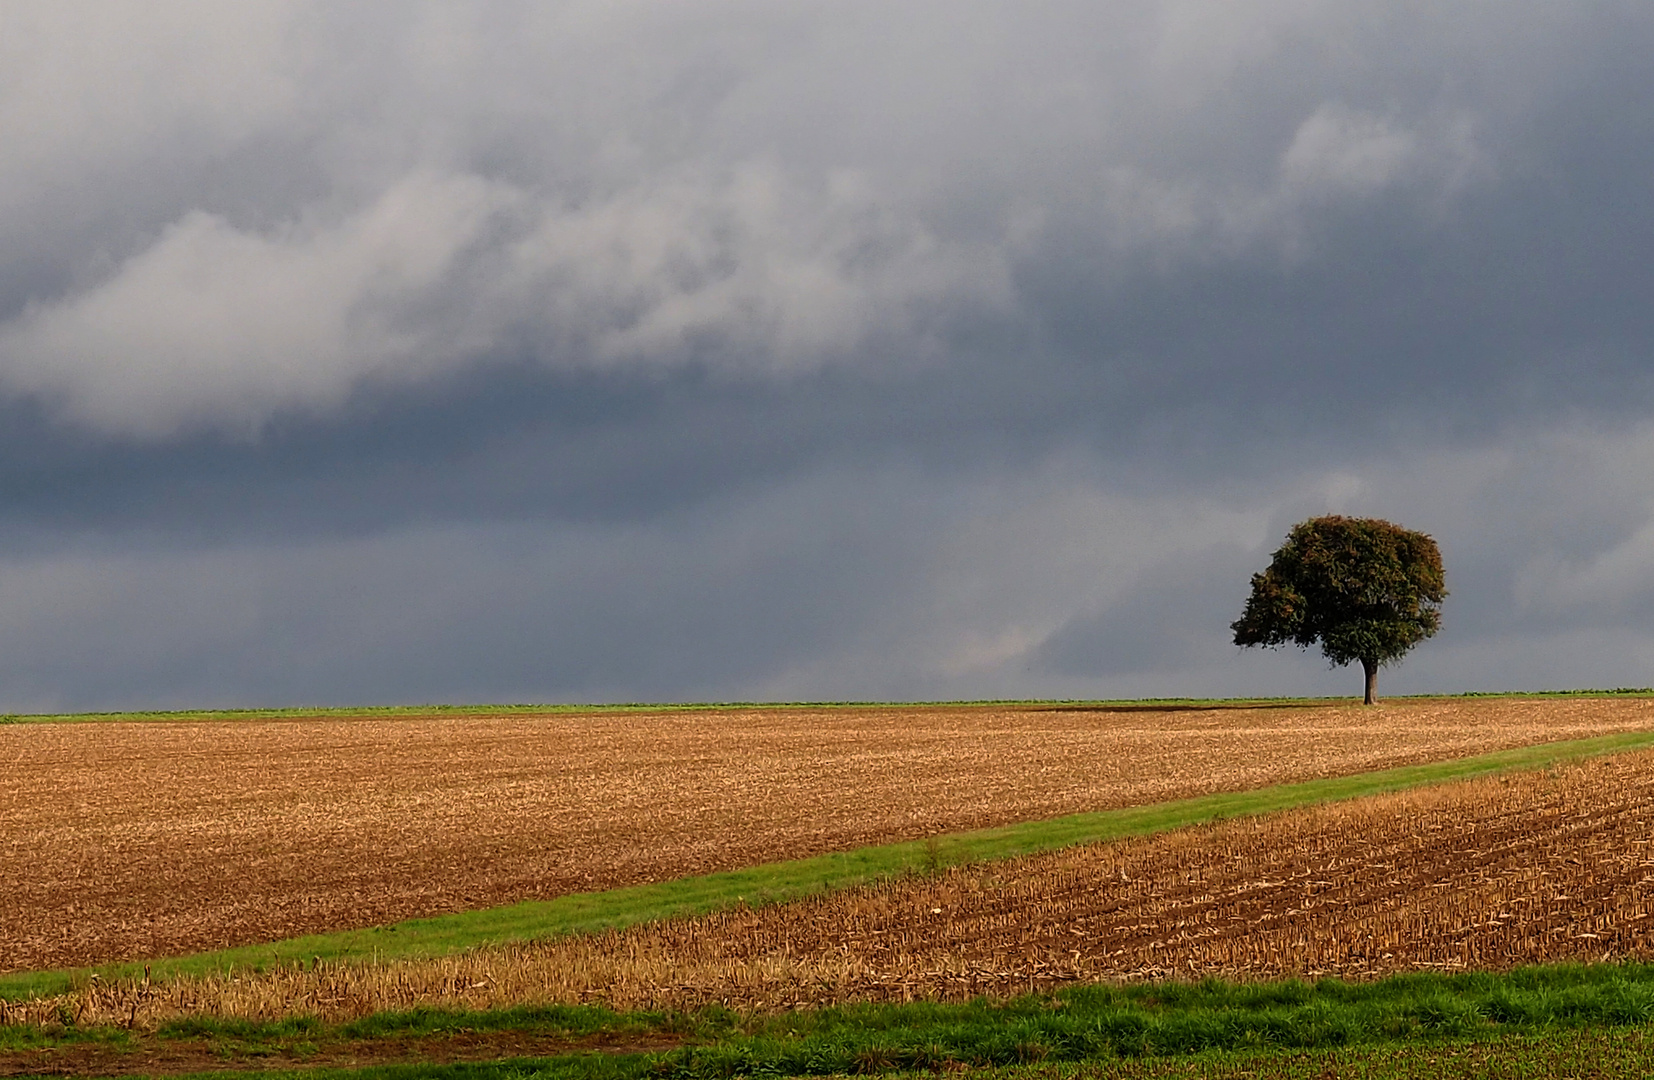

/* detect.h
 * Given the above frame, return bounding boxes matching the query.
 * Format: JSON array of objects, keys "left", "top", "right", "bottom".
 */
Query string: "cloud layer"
[{"left": 0, "top": 2, "right": 1651, "bottom": 708}]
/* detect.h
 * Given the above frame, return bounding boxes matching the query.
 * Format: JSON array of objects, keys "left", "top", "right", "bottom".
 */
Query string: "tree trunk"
[{"left": 1361, "top": 657, "right": 1378, "bottom": 705}]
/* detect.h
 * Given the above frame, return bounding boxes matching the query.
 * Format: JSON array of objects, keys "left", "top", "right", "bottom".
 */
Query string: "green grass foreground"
[
  {"left": 5, "top": 728, "right": 1654, "bottom": 1002},
  {"left": 5, "top": 963, "right": 1654, "bottom": 1078}
]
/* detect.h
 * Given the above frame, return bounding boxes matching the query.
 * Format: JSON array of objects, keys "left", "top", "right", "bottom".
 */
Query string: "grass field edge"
[
  {"left": 4, "top": 688, "right": 1654, "bottom": 725},
  {"left": 8, "top": 962, "right": 1654, "bottom": 1079}
]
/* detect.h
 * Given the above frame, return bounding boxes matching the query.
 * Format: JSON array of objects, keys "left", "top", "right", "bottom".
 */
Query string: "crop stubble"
[
  {"left": 12, "top": 742, "right": 1654, "bottom": 1027},
  {"left": 2, "top": 697, "right": 1651, "bottom": 974}
]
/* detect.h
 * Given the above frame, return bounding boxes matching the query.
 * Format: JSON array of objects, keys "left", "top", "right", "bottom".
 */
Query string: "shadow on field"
[{"left": 1035, "top": 702, "right": 1338, "bottom": 714}]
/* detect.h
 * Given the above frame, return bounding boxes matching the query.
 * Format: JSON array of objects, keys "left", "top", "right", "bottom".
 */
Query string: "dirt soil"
[
  {"left": 0, "top": 1029, "right": 682, "bottom": 1078},
  {"left": 3, "top": 697, "right": 1651, "bottom": 972}
]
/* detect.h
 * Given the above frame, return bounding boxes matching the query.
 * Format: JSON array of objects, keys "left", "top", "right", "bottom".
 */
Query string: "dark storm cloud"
[
  {"left": 1038, "top": 552, "right": 1259, "bottom": 679},
  {"left": 0, "top": 2, "right": 1652, "bottom": 709}
]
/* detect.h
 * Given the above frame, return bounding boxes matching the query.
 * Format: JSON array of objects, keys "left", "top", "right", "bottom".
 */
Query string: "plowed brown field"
[
  {"left": 14, "top": 744, "right": 1654, "bottom": 1027},
  {"left": 2, "top": 697, "right": 1652, "bottom": 974}
]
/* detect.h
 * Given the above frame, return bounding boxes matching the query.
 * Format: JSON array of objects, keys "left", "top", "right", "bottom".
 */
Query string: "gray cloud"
[
  {"left": 0, "top": 2, "right": 1651, "bottom": 708},
  {"left": 6, "top": 1, "right": 1621, "bottom": 436}
]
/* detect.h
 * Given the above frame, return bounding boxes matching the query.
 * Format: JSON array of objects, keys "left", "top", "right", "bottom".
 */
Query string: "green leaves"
[{"left": 1234, "top": 516, "right": 1446, "bottom": 687}]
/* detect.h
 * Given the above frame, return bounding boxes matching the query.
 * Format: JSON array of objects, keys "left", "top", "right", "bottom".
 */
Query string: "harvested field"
[
  {"left": 20, "top": 746, "right": 1653, "bottom": 1027},
  {"left": 2, "top": 697, "right": 1652, "bottom": 973}
]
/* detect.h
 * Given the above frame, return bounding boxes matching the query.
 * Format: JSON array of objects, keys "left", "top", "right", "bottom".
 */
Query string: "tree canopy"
[{"left": 1232, "top": 515, "right": 1446, "bottom": 704}]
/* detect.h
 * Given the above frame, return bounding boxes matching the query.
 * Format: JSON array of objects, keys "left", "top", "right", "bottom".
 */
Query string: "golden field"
[
  {"left": 3, "top": 696, "right": 1651, "bottom": 973},
  {"left": 10, "top": 745, "right": 1653, "bottom": 1026}
]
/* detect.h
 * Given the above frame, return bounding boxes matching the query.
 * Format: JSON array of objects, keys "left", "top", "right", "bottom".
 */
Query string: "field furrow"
[
  {"left": 2, "top": 697, "right": 1651, "bottom": 973},
  {"left": 10, "top": 744, "right": 1654, "bottom": 1027}
]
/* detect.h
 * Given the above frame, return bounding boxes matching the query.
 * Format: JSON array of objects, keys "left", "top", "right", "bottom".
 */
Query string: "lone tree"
[{"left": 1232, "top": 516, "right": 1445, "bottom": 705}]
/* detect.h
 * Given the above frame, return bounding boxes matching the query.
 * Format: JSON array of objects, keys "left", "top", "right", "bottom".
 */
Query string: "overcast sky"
[{"left": 1, "top": 1, "right": 1652, "bottom": 711}]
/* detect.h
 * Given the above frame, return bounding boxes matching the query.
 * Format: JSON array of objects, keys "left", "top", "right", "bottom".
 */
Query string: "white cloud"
[
  {"left": 0, "top": 172, "right": 510, "bottom": 436},
  {"left": 0, "top": 2, "right": 298, "bottom": 204},
  {"left": 507, "top": 162, "right": 1010, "bottom": 373},
  {"left": 1281, "top": 105, "right": 1422, "bottom": 197},
  {"left": 0, "top": 0, "right": 1587, "bottom": 437},
  {"left": 0, "top": 160, "right": 1009, "bottom": 436}
]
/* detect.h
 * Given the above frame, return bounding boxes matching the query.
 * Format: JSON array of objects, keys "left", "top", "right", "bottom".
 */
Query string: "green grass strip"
[
  {"left": 139, "top": 1027, "right": 1654, "bottom": 1080},
  {"left": 6, "top": 726, "right": 1653, "bottom": 1002},
  {"left": 0, "top": 697, "right": 1353, "bottom": 725},
  {"left": 10, "top": 963, "right": 1654, "bottom": 1079},
  {"left": 644, "top": 962, "right": 1654, "bottom": 1077},
  {"left": 18, "top": 1031, "right": 1654, "bottom": 1080},
  {"left": 6, "top": 688, "right": 1653, "bottom": 725}
]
